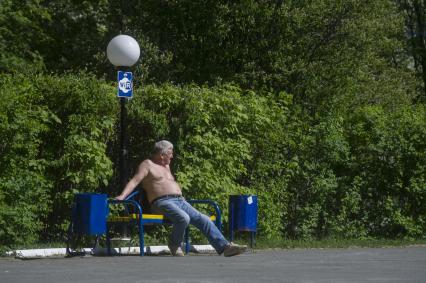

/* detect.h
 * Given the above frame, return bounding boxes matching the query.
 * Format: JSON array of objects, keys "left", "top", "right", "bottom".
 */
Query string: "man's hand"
[{"left": 115, "top": 195, "right": 125, "bottom": 201}]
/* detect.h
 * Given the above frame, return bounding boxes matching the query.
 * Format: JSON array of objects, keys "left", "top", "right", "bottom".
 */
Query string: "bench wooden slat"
[{"left": 108, "top": 213, "right": 216, "bottom": 223}]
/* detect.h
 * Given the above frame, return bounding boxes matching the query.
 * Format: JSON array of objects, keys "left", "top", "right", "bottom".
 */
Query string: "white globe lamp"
[{"left": 107, "top": 35, "right": 140, "bottom": 67}]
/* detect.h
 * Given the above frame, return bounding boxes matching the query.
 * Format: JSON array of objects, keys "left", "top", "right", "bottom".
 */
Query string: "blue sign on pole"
[{"left": 117, "top": 71, "right": 133, "bottom": 98}]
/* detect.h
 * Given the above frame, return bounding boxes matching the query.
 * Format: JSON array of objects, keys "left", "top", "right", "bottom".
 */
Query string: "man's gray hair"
[{"left": 153, "top": 140, "right": 173, "bottom": 154}]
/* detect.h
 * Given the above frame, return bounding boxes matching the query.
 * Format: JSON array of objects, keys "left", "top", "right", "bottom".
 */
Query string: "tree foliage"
[
  {"left": 397, "top": 0, "right": 426, "bottom": 102},
  {"left": 0, "top": 0, "right": 50, "bottom": 72}
]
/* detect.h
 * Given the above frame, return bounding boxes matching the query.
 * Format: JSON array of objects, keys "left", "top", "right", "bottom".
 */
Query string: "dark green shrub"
[
  {"left": 339, "top": 105, "right": 426, "bottom": 238},
  {"left": 0, "top": 74, "right": 53, "bottom": 250},
  {"left": 0, "top": 72, "right": 117, "bottom": 250}
]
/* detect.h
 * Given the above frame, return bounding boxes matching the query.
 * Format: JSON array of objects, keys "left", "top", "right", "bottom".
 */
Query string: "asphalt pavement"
[{"left": 1, "top": 246, "right": 426, "bottom": 283}]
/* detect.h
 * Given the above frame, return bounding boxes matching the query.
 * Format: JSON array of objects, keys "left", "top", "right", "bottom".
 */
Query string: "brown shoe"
[{"left": 223, "top": 243, "right": 247, "bottom": 257}]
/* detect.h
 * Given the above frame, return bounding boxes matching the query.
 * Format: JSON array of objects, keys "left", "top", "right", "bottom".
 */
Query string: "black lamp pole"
[{"left": 119, "top": 94, "right": 128, "bottom": 189}]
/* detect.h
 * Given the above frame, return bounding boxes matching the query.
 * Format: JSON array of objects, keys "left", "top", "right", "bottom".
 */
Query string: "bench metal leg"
[
  {"left": 138, "top": 217, "right": 144, "bottom": 256},
  {"left": 184, "top": 227, "right": 190, "bottom": 254},
  {"left": 106, "top": 223, "right": 111, "bottom": 256}
]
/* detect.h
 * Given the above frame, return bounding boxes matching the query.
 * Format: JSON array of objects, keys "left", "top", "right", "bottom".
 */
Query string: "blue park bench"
[{"left": 106, "top": 191, "right": 223, "bottom": 256}]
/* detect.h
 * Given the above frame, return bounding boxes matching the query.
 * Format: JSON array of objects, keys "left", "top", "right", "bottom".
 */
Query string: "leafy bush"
[
  {"left": 1, "top": 74, "right": 425, "bottom": 251},
  {"left": 0, "top": 72, "right": 117, "bottom": 250},
  {"left": 337, "top": 105, "right": 426, "bottom": 238},
  {"left": 33, "top": 72, "right": 117, "bottom": 238},
  {"left": 125, "top": 85, "right": 328, "bottom": 239},
  {"left": 0, "top": 74, "right": 54, "bottom": 250}
]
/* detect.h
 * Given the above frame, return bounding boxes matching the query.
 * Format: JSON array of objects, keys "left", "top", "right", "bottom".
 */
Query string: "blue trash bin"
[
  {"left": 229, "top": 195, "right": 258, "bottom": 246},
  {"left": 73, "top": 193, "right": 108, "bottom": 235}
]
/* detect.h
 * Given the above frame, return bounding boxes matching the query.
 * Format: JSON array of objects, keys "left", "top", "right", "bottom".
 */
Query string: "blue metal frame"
[
  {"left": 106, "top": 192, "right": 222, "bottom": 256},
  {"left": 107, "top": 198, "right": 144, "bottom": 255}
]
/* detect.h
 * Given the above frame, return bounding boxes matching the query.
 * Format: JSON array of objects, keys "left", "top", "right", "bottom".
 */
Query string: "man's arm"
[{"left": 115, "top": 160, "right": 150, "bottom": 200}]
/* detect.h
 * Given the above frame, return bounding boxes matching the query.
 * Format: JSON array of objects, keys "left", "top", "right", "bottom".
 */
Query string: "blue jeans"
[{"left": 151, "top": 196, "right": 229, "bottom": 254}]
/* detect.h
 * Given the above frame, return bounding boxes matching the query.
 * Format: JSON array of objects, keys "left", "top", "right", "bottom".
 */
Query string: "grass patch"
[
  {"left": 253, "top": 237, "right": 426, "bottom": 249},
  {"left": 10, "top": 241, "right": 67, "bottom": 251}
]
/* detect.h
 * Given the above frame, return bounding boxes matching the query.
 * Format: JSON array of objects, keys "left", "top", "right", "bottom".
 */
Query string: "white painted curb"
[{"left": 6, "top": 245, "right": 216, "bottom": 259}]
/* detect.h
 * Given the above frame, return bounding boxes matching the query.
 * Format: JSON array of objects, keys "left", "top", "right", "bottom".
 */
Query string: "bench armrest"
[
  {"left": 125, "top": 190, "right": 140, "bottom": 200},
  {"left": 108, "top": 199, "right": 143, "bottom": 222}
]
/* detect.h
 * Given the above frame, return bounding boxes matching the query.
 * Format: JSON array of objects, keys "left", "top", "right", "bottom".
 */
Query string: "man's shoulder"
[
  {"left": 137, "top": 159, "right": 154, "bottom": 175},
  {"left": 140, "top": 159, "right": 153, "bottom": 167}
]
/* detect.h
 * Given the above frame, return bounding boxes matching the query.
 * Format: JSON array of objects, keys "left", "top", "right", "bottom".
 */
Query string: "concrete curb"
[{"left": 6, "top": 245, "right": 216, "bottom": 259}]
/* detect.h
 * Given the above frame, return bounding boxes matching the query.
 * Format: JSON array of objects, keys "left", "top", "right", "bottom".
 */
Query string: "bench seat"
[{"left": 108, "top": 213, "right": 216, "bottom": 224}]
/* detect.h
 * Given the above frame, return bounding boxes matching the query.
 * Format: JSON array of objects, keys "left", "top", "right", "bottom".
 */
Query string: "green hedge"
[
  {"left": 127, "top": 85, "right": 426, "bottom": 240},
  {"left": 0, "top": 73, "right": 425, "bottom": 251},
  {"left": 0, "top": 72, "right": 117, "bottom": 251}
]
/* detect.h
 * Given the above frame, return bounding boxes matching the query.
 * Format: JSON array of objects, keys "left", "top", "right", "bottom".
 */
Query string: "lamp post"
[{"left": 107, "top": 35, "right": 140, "bottom": 189}]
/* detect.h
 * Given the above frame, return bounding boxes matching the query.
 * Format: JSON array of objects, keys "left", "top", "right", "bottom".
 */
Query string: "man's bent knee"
[{"left": 175, "top": 213, "right": 190, "bottom": 227}]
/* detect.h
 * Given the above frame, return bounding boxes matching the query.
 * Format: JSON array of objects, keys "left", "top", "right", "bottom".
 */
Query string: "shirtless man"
[{"left": 115, "top": 140, "right": 246, "bottom": 257}]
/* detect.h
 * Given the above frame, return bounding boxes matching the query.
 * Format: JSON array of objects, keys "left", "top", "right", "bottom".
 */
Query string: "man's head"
[{"left": 153, "top": 140, "right": 174, "bottom": 165}]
